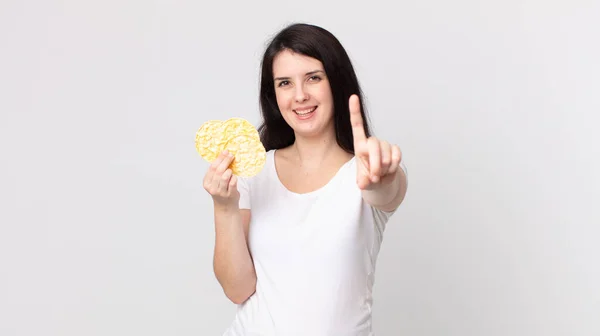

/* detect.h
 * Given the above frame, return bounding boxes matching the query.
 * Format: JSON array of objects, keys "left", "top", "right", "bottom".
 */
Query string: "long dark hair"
[{"left": 257, "top": 23, "right": 372, "bottom": 155}]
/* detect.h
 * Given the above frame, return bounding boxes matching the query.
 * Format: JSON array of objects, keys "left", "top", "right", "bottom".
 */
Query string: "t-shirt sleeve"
[{"left": 237, "top": 175, "right": 251, "bottom": 209}]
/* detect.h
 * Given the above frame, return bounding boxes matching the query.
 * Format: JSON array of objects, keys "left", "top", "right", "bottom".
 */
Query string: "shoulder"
[{"left": 236, "top": 150, "right": 276, "bottom": 209}]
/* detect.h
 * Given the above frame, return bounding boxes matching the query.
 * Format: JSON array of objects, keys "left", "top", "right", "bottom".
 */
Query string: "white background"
[{"left": 1, "top": 0, "right": 599, "bottom": 335}]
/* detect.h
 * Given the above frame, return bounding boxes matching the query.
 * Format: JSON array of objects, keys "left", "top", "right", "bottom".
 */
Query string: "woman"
[{"left": 203, "top": 23, "right": 408, "bottom": 336}]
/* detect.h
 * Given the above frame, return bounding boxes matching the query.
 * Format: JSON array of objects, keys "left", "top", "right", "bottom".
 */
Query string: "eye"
[
  {"left": 308, "top": 75, "right": 321, "bottom": 82},
  {"left": 277, "top": 80, "right": 290, "bottom": 87}
]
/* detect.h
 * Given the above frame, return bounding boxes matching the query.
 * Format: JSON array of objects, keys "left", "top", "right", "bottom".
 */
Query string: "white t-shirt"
[{"left": 223, "top": 149, "right": 407, "bottom": 336}]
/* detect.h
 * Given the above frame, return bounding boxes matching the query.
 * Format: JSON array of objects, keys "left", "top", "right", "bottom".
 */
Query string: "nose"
[{"left": 294, "top": 85, "right": 309, "bottom": 103}]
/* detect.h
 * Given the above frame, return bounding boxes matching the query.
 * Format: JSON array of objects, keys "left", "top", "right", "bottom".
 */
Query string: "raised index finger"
[{"left": 349, "top": 94, "right": 367, "bottom": 144}]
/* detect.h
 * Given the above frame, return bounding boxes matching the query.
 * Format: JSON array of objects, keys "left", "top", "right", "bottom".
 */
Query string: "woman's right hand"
[{"left": 203, "top": 150, "right": 239, "bottom": 209}]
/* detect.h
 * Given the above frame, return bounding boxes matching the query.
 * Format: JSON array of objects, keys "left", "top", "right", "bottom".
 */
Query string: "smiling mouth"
[{"left": 294, "top": 106, "right": 317, "bottom": 115}]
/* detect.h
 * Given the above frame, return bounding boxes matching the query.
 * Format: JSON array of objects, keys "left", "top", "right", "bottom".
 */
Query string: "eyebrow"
[{"left": 274, "top": 70, "right": 325, "bottom": 81}]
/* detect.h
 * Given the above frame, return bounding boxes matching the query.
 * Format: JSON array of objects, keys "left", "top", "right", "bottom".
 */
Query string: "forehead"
[{"left": 272, "top": 49, "right": 324, "bottom": 77}]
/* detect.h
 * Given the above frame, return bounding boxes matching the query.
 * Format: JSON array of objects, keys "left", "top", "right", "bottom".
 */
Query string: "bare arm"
[
  {"left": 213, "top": 207, "right": 256, "bottom": 304},
  {"left": 204, "top": 151, "right": 257, "bottom": 304}
]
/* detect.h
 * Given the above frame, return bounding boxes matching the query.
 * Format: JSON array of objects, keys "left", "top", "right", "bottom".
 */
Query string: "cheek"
[
  {"left": 275, "top": 94, "right": 293, "bottom": 122},
  {"left": 275, "top": 91, "right": 291, "bottom": 109},
  {"left": 315, "top": 85, "right": 333, "bottom": 104},
  {"left": 318, "top": 90, "right": 334, "bottom": 111}
]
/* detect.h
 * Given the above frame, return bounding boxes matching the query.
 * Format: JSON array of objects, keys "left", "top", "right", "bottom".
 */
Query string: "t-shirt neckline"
[{"left": 271, "top": 149, "right": 355, "bottom": 197}]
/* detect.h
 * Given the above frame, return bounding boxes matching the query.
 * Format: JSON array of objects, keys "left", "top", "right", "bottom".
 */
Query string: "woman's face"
[{"left": 272, "top": 49, "right": 335, "bottom": 139}]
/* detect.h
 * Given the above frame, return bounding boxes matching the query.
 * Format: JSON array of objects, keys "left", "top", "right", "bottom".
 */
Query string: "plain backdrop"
[{"left": 1, "top": 0, "right": 599, "bottom": 335}]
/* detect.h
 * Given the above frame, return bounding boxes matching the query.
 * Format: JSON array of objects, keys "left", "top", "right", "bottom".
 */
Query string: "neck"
[{"left": 290, "top": 131, "right": 347, "bottom": 169}]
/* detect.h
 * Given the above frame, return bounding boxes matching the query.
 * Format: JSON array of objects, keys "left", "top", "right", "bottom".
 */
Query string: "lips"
[{"left": 293, "top": 106, "right": 317, "bottom": 115}]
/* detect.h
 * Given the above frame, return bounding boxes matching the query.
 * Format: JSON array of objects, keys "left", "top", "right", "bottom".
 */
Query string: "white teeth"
[{"left": 295, "top": 106, "right": 317, "bottom": 115}]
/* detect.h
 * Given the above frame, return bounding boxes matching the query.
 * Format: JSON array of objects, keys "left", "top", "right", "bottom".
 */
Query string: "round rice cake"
[
  {"left": 219, "top": 117, "right": 260, "bottom": 139},
  {"left": 224, "top": 135, "right": 266, "bottom": 177},
  {"left": 195, "top": 120, "right": 225, "bottom": 162}
]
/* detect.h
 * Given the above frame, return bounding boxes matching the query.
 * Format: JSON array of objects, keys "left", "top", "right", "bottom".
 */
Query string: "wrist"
[{"left": 214, "top": 202, "right": 240, "bottom": 215}]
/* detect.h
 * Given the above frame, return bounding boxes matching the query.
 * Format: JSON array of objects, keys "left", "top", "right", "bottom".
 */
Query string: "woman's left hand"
[{"left": 349, "top": 94, "right": 403, "bottom": 190}]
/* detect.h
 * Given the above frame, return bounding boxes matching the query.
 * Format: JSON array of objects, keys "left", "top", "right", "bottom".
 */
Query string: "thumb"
[
  {"left": 357, "top": 174, "right": 370, "bottom": 190},
  {"left": 229, "top": 175, "right": 238, "bottom": 191},
  {"left": 356, "top": 165, "right": 371, "bottom": 190}
]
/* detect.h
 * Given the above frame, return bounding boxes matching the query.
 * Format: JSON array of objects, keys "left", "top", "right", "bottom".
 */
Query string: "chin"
[{"left": 293, "top": 121, "right": 335, "bottom": 139}]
